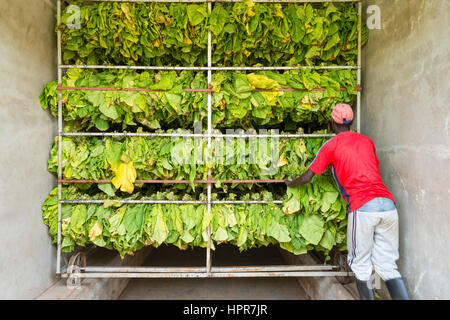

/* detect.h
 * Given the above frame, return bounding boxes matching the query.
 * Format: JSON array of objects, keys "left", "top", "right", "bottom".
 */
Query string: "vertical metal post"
[
  {"left": 56, "top": 0, "right": 63, "bottom": 275},
  {"left": 206, "top": 1, "right": 212, "bottom": 274},
  {"left": 357, "top": 1, "right": 362, "bottom": 133}
]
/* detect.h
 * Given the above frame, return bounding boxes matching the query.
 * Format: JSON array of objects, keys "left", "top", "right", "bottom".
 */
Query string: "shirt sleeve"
[{"left": 308, "top": 139, "right": 334, "bottom": 175}]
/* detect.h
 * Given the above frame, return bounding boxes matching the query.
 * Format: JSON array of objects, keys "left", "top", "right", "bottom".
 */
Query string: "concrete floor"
[{"left": 119, "top": 244, "right": 309, "bottom": 300}]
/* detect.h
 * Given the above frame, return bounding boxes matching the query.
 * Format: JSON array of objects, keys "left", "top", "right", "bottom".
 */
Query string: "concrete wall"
[
  {"left": 361, "top": 0, "right": 450, "bottom": 299},
  {"left": 0, "top": 0, "right": 57, "bottom": 299}
]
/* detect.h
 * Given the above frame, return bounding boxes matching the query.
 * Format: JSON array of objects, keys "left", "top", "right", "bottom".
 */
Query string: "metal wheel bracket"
[{"left": 66, "top": 253, "right": 86, "bottom": 289}]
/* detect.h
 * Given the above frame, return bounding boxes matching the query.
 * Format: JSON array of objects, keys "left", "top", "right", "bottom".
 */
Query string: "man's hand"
[
  {"left": 284, "top": 174, "right": 299, "bottom": 187},
  {"left": 284, "top": 170, "right": 316, "bottom": 187}
]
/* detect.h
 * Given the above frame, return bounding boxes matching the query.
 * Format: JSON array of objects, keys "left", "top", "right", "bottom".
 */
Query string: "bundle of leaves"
[
  {"left": 39, "top": 68, "right": 356, "bottom": 131},
  {"left": 211, "top": 1, "right": 368, "bottom": 66},
  {"left": 59, "top": 1, "right": 209, "bottom": 66},
  {"left": 211, "top": 69, "right": 357, "bottom": 129},
  {"left": 59, "top": 1, "right": 367, "bottom": 67},
  {"left": 42, "top": 183, "right": 347, "bottom": 258},
  {"left": 47, "top": 131, "right": 330, "bottom": 194},
  {"left": 39, "top": 69, "right": 208, "bottom": 132}
]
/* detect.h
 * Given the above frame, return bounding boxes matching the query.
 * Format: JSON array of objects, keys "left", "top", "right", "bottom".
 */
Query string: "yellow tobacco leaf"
[
  {"left": 245, "top": 2, "right": 255, "bottom": 18},
  {"left": 62, "top": 218, "right": 71, "bottom": 231},
  {"left": 278, "top": 153, "right": 288, "bottom": 167},
  {"left": 184, "top": 31, "right": 193, "bottom": 45},
  {"left": 281, "top": 35, "right": 291, "bottom": 43},
  {"left": 275, "top": 4, "right": 284, "bottom": 19},
  {"left": 120, "top": 3, "right": 134, "bottom": 25},
  {"left": 301, "top": 103, "right": 312, "bottom": 110},
  {"left": 301, "top": 95, "right": 310, "bottom": 104},
  {"left": 153, "top": 39, "right": 161, "bottom": 48},
  {"left": 261, "top": 91, "right": 284, "bottom": 105},
  {"left": 297, "top": 140, "right": 308, "bottom": 155},
  {"left": 247, "top": 74, "right": 280, "bottom": 90},
  {"left": 112, "top": 161, "right": 137, "bottom": 194},
  {"left": 89, "top": 221, "right": 103, "bottom": 241}
]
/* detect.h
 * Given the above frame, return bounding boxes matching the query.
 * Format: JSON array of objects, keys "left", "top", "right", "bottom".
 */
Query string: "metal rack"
[{"left": 56, "top": 0, "right": 361, "bottom": 281}]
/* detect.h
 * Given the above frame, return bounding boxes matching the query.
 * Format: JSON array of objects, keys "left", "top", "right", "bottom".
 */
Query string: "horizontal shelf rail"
[
  {"left": 59, "top": 200, "right": 284, "bottom": 204},
  {"left": 60, "top": 199, "right": 207, "bottom": 204},
  {"left": 85, "top": 0, "right": 360, "bottom": 3},
  {"left": 59, "top": 85, "right": 210, "bottom": 93},
  {"left": 59, "top": 179, "right": 286, "bottom": 184},
  {"left": 60, "top": 132, "right": 335, "bottom": 138},
  {"left": 58, "top": 85, "right": 361, "bottom": 93},
  {"left": 62, "top": 271, "right": 354, "bottom": 279},
  {"left": 60, "top": 64, "right": 359, "bottom": 71},
  {"left": 212, "top": 200, "right": 283, "bottom": 204},
  {"left": 79, "top": 265, "right": 339, "bottom": 273}
]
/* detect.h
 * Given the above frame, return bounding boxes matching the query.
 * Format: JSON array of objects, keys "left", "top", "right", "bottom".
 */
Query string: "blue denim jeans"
[{"left": 358, "top": 197, "right": 396, "bottom": 212}]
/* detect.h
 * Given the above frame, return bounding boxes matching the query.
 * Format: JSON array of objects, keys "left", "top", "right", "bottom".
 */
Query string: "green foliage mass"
[
  {"left": 39, "top": 68, "right": 357, "bottom": 131},
  {"left": 211, "top": 1, "right": 368, "bottom": 66},
  {"left": 60, "top": 1, "right": 209, "bottom": 66},
  {"left": 43, "top": 133, "right": 347, "bottom": 258},
  {"left": 47, "top": 132, "right": 330, "bottom": 192},
  {"left": 40, "top": 0, "right": 367, "bottom": 258},
  {"left": 42, "top": 184, "right": 347, "bottom": 259},
  {"left": 59, "top": 1, "right": 367, "bottom": 66}
]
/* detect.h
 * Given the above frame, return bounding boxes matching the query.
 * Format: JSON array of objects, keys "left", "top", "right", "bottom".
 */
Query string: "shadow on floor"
[{"left": 119, "top": 244, "right": 308, "bottom": 300}]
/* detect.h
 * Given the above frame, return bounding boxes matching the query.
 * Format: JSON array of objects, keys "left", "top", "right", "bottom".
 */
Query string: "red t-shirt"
[{"left": 308, "top": 131, "right": 395, "bottom": 212}]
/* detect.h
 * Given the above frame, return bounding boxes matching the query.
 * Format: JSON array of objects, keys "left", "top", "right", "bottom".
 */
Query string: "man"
[{"left": 285, "top": 103, "right": 409, "bottom": 300}]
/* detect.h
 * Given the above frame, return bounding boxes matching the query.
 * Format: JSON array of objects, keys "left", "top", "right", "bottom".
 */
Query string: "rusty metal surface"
[
  {"left": 59, "top": 199, "right": 284, "bottom": 204},
  {"left": 58, "top": 85, "right": 360, "bottom": 93},
  {"left": 60, "top": 132, "right": 335, "bottom": 138},
  {"left": 81, "top": 265, "right": 338, "bottom": 273},
  {"left": 60, "top": 65, "right": 358, "bottom": 71},
  {"left": 87, "top": 0, "right": 359, "bottom": 3},
  {"left": 62, "top": 271, "right": 354, "bottom": 279},
  {"left": 59, "top": 179, "right": 286, "bottom": 184}
]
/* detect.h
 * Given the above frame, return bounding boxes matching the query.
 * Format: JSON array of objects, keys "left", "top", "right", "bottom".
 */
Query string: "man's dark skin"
[{"left": 284, "top": 120, "right": 351, "bottom": 187}]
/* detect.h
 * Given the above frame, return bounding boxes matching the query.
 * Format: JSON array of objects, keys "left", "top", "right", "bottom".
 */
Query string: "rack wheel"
[{"left": 66, "top": 252, "right": 86, "bottom": 289}]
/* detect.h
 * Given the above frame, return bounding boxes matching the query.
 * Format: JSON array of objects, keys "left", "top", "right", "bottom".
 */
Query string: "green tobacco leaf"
[
  {"left": 98, "top": 183, "right": 116, "bottom": 197},
  {"left": 283, "top": 187, "right": 300, "bottom": 215},
  {"left": 319, "top": 229, "right": 336, "bottom": 250},
  {"left": 213, "top": 227, "right": 228, "bottom": 242},
  {"left": 153, "top": 210, "right": 169, "bottom": 245},
  {"left": 187, "top": 5, "right": 208, "bottom": 26},
  {"left": 99, "top": 103, "right": 119, "bottom": 120},
  {"left": 320, "top": 191, "right": 339, "bottom": 213},
  {"left": 267, "top": 221, "right": 291, "bottom": 243},
  {"left": 299, "top": 214, "right": 325, "bottom": 245},
  {"left": 95, "top": 118, "right": 109, "bottom": 131}
]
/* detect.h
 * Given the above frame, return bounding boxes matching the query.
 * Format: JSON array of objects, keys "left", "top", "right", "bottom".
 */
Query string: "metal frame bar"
[
  {"left": 206, "top": 0, "right": 213, "bottom": 274},
  {"left": 61, "top": 132, "right": 335, "bottom": 138},
  {"left": 357, "top": 1, "right": 362, "bottom": 133},
  {"left": 56, "top": 0, "right": 362, "bottom": 281},
  {"left": 57, "top": 0, "right": 63, "bottom": 276},
  {"left": 59, "top": 179, "right": 286, "bottom": 184},
  {"left": 60, "top": 200, "right": 284, "bottom": 204},
  {"left": 58, "top": 85, "right": 360, "bottom": 92},
  {"left": 64, "top": 271, "right": 353, "bottom": 279},
  {"left": 60, "top": 65, "right": 358, "bottom": 70},
  {"left": 79, "top": 265, "right": 338, "bottom": 272},
  {"left": 85, "top": 0, "right": 359, "bottom": 3}
]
